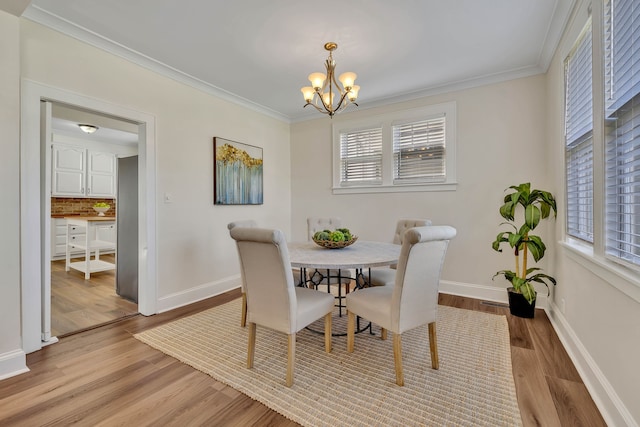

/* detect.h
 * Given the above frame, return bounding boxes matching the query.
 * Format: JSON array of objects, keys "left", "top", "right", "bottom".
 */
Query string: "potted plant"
[{"left": 491, "top": 183, "right": 557, "bottom": 318}]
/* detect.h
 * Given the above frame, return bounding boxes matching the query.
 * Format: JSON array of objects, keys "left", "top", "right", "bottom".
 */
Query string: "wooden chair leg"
[
  {"left": 286, "top": 333, "right": 296, "bottom": 387},
  {"left": 381, "top": 328, "right": 387, "bottom": 340},
  {"left": 241, "top": 292, "right": 247, "bottom": 328},
  {"left": 393, "top": 333, "right": 404, "bottom": 386},
  {"left": 324, "top": 313, "right": 332, "bottom": 353},
  {"left": 247, "top": 322, "right": 256, "bottom": 368},
  {"left": 347, "top": 311, "right": 355, "bottom": 353},
  {"left": 428, "top": 322, "right": 439, "bottom": 370}
]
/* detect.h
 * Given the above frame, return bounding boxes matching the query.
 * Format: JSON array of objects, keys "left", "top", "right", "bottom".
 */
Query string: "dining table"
[{"left": 287, "top": 240, "right": 400, "bottom": 335}]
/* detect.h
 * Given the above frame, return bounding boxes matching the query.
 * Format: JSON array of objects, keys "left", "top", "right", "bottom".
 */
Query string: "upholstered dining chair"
[
  {"left": 230, "top": 227, "right": 334, "bottom": 387},
  {"left": 346, "top": 225, "right": 456, "bottom": 386},
  {"left": 227, "top": 220, "right": 258, "bottom": 327},
  {"left": 228, "top": 220, "right": 304, "bottom": 326},
  {"left": 307, "top": 216, "right": 342, "bottom": 239},
  {"left": 305, "top": 217, "right": 351, "bottom": 289},
  {"left": 365, "top": 218, "right": 432, "bottom": 287}
]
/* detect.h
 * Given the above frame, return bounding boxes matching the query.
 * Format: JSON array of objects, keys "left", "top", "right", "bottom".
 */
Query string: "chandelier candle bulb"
[
  {"left": 301, "top": 87, "right": 315, "bottom": 103},
  {"left": 322, "top": 92, "right": 334, "bottom": 106},
  {"left": 339, "top": 72, "right": 357, "bottom": 89},
  {"left": 309, "top": 73, "right": 326, "bottom": 90},
  {"left": 348, "top": 85, "right": 360, "bottom": 102}
]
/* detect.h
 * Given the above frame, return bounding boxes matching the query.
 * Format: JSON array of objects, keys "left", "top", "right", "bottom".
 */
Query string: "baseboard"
[
  {"left": 546, "top": 302, "right": 637, "bottom": 427},
  {"left": 439, "top": 279, "right": 549, "bottom": 309},
  {"left": 156, "top": 275, "right": 242, "bottom": 313},
  {"left": 0, "top": 349, "right": 30, "bottom": 381},
  {"left": 440, "top": 279, "right": 635, "bottom": 427}
]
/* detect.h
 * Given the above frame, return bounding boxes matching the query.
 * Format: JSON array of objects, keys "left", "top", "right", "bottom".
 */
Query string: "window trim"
[
  {"left": 332, "top": 102, "right": 457, "bottom": 195},
  {"left": 559, "top": 0, "right": 640, "bottom": 301},
  {"left": 564, "top": 20, "right": 594, "bottom": 243},
  {"left": 561, "top": 240, "right": 640, "bottom": 304}
]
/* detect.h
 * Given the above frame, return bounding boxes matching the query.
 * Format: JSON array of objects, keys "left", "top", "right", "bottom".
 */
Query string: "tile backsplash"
[{"left": 51, "top": 198, "right": 116, "bottom": 216}]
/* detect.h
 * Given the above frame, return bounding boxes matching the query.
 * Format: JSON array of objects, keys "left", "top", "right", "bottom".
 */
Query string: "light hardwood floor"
[
  {"left": 0, "top": 290, "right": 606, "bottom": 426},
  {"left": 51, "top": 254, "right": 138, "bottom": 337}
]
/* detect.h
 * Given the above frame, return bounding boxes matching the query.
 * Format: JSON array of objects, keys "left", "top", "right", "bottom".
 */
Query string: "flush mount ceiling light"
[
  {"left": 78, "top": 124, "right": 99, "bottom": 134},
  {"left": 300, "top": 42, "right": 360, "bottom": 117}
]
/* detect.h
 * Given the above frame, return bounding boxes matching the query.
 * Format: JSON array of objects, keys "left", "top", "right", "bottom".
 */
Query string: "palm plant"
[{"left": 491, "top": 183, "right": 557, "bottom": 304}]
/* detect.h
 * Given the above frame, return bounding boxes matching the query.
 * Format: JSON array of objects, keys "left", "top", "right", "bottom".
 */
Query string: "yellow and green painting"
[{"left": 214, "top": 137, "right": 263, "bottom": 205}]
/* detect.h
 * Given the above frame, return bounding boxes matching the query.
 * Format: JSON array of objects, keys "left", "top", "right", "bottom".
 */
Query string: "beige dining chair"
[
  {"left": 230, "top": 226, "right": 334, "bottom": 387},
  {"left": 305, "top": 217, "right": 351, "bottom": 287},
  {"left": 229, "top": 220, "right": 304, "bottom": 327},
  {"left": 365, "top": 218, "right": 432, "bottom": 287},
  {"left": 346, "top": 225, "right": 456, "bottom": 386},
  {"left": 227, "top": 220, "right": 258, "bottom": 327}
]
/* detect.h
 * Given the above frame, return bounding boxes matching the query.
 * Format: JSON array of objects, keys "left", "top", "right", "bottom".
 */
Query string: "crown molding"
[
  {"left": 22, "top": 5, "right": 291, "bottom": 124},
  {"left": 536, "top": 0, "right": 577, "bottom": 71},
  {"left": 24, "top": 2, "right": 573, "bottom": 125}
]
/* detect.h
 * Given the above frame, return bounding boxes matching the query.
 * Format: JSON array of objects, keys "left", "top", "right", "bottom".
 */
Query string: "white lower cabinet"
[
  {"left": 51, "top": 218, "right": 115, "bottom": 260},
  {"left": 52, "top": 218, "right": 84, "bottom": 259}
]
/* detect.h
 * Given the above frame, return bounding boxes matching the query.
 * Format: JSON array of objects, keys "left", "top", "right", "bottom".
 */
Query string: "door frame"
[{"left": 20, "top": 79, "right": 157, "bottom": 354}]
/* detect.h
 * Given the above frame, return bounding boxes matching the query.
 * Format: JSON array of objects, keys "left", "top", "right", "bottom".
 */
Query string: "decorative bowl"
[
  {"left": 312, "top": 236, "right": 358, "bottom": 249},
  {"left": 93, "top": 206, "right": 110, "bottom": 216}
]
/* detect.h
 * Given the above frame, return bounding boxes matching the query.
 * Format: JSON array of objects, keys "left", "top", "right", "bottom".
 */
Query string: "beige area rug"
[{"left": 135, "top": 299, "right": 523, "bottom": 427}]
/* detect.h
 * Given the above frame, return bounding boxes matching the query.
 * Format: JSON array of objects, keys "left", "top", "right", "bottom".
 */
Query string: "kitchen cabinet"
[
  {"left": 51, "top": 217, "right": 115, "bottom": 260},
  {"left": 52, "top": 144, "right": 116, "bottom": 198}
]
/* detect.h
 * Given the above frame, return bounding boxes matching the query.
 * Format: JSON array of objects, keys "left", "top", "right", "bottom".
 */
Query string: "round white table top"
[{"left": 288, "top": 240, "right": 400, "bottom": 269}]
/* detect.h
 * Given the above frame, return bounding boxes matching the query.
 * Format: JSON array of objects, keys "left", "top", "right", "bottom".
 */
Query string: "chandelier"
[{"left": 300, "top": 42, "right": 360, "bottom": 117}]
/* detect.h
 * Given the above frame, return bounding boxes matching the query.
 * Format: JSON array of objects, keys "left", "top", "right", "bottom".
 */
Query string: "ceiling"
[
  {"left": 21, "top": 0, "right": 574, "bottom": 122},
  {"left": 50, "top": 104, "right": 139, "bottom": 146}
]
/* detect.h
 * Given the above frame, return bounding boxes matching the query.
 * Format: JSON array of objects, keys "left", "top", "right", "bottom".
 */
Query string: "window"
[
  {"left": 339, "top": 127, "right": 382, "bottom": 185},
  {"left": 604, "top": 0, "right": 640, "bottom": 266},
  {"left": 333, "top": 102, "right": 456, "bottom": 194},
  {"left": 564, "top": 22, "right": 594, "bottom": 242},
  {"left": 393, "top": 116, "right": 446, "bottom": 184}
]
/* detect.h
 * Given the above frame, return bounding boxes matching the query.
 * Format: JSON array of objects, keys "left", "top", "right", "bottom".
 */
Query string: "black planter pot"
[{"left": 507, "top": 287, "right": 536, "bottom": 318}]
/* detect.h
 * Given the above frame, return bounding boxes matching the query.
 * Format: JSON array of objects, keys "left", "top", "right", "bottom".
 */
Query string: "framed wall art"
[{"left": 214, "top": 137, "right": 263, "bottom": 205}]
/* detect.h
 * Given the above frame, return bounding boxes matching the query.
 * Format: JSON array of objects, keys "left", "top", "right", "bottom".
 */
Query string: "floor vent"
[{"left": 480, "top": 301, "right": 509, "bottom": 308}]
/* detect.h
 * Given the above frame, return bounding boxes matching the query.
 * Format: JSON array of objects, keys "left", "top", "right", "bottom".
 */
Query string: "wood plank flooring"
[
  {"left": 0, "top": 291, "right": 606, "bottom": 426},
  {"left": 51, "top": 255, "right": 138, "bottom": 337}
]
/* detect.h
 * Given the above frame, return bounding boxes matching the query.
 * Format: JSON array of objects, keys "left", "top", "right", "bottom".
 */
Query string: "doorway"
[
  {"left": 20, "top": 80, "right": 157, "bottom": 354},
  {"left": 48, "top": 103, "right": 139, "bottom": 337}
]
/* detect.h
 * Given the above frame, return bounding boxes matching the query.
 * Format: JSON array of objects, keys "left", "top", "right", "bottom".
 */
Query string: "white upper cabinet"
[
  {"left": 52, "top": 144, "right": 86, "bottom": 197},
  {"left": 87, "top": 151, "right": 116, "bottom": 197},
  {"left": 52, "top": 144, "right": 116, "bottom": 198}
]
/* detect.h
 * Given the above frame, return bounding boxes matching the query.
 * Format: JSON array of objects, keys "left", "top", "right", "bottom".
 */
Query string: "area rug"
[{"left": 135, "top": 299, "right": 523, "bottom": 427}]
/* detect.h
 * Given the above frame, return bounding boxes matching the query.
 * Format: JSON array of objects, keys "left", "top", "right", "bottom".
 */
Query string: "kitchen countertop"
[
  {"left": 52, "top": 214, "right": 115, "bottom": 219},
  {"left": 63, "top": 216, "right": 116, "bottom": 221}
]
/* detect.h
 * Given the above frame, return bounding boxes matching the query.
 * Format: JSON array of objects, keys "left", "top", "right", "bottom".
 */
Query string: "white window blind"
[
  {"left": 392, "top": 116, "right": 446, "bottom": 183},
  {"left": 566, "top": 138, "right": 594, "bottom": 241},
  {"left": 333, "top": 102, "right": 456, "bottom": 193},
  {"left": 605, "top": 0, "right": 640, "bottom": 113},
  {"left": 604, "top": 0, "right": 640, "bottom": 265},
  {"left": 565, "top": 23, "right": 594, "bottom": 242},
  {"left": 339, "top": 127, "right": 383, "bottom": 185}
]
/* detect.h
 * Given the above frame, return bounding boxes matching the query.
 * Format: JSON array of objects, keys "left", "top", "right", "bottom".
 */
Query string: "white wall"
[
  {"left": 0, "top": 10, "right": 28, "bottom": 379},
  {"left": 19, "top": 20, "right": 291, "bottom": 311},
  {"left": 545, "top": 1, "right": 639, "bottom": 426},
  {"left": 291, "top": 75, "right": 552, "bottom": 295}
]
